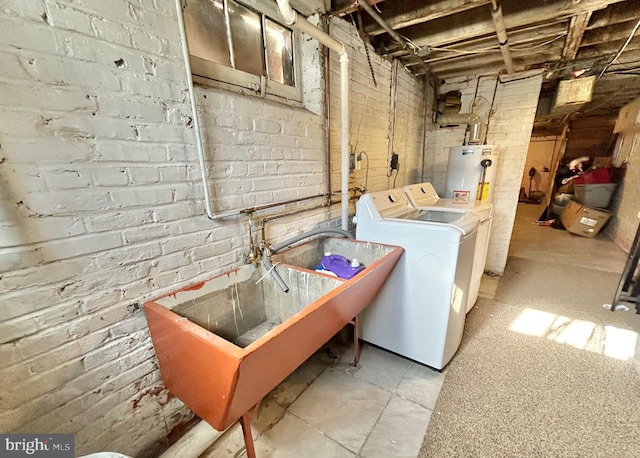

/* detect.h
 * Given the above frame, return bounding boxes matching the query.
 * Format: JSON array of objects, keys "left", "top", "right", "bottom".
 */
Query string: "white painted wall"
[
  {"left": 0, "top": 1, "right": 429, "bottom": 456},
  {"left": 328, "top": 21, "right": 426, "bottom": 197},
  {"left": 423, "top": 73, "right": 543, "bottom": 274},
  {"left": 607, "top": 131, "right": 640, "bottom": 252}
]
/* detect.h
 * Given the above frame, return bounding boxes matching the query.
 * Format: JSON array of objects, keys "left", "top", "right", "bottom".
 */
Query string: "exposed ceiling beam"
[
  {"left": 330, "top": 0, "right": 385, "bottom": 17},
  {"left": 380, "top": 0, "right": 628, "bottom": 53},
  {"left": 582, "top": 20, "right": 640, "bottom": 47},
  {"left": 364, "top": 0, "right": 492, "bottom": 36},
  {"left": 289, "top": 0, "right": 329, "bottom": 16},
  {"left": 587, "top": 1, "right": 640, "bottom": 29},
  {"left": 576, "top": 36, "right": 640, "bottom": 59},
  {"left": 562, "top": 12, "right": 592, "bottom": 60},
  {"left": 421, "top": 49, "right": 560, "bottom": 79},
  {"left": 404, "top": 22, "right": 568, "bottom": 65}
]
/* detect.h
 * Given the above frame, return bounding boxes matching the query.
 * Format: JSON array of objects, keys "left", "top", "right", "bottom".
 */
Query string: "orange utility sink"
[{"left": 144, "top": 237, "right": 402, "bottom": 439}]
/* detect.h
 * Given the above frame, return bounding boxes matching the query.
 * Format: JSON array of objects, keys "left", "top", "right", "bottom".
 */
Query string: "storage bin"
[
  {"left": 573, "top": 167, "right": 610, "bottom": 185},
  {"left": 573, "top": 183, "right": 617, "bottom": 208}
]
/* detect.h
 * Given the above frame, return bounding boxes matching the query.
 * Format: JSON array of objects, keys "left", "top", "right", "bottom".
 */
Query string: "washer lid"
[
  {"left": 356, "top": 189, "right": 480, "bottom": 235},
  {"left": 364, "top": 188, "right": 414, "bottom": 219},
  {"left": 403, "top": 183, "right": 440, "bottom": 207},
  {"left": 404, "top": 182, "right": 493, "bottom": 221}
]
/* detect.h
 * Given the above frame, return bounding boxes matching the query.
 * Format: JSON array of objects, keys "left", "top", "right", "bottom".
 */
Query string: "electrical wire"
[
  {"left": 392, "top": 167, "right": 399, "bottom": 188},
  {"left": 428, "top": 45, "right": 493, "bottom": 56},
  {"left": 509, "top": 33, "right": 567, "bottom": 52},
  {"left": 426, "top": 32, "right": 566, "bottom": 58},
  {"left": 597, "top": 18, "right": 640, "bottom": 81},
  {"left": 359, "top": 151, "right": 370, "bottom": 191}
]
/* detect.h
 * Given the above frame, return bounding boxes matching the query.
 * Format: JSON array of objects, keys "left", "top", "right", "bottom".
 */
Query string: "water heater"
[{"left": 445, "top": 145, "right": 499, "bottom": 204}]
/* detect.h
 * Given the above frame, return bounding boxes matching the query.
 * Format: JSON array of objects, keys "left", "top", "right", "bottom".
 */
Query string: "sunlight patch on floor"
[{"left": 508, "top": 308, "right": 637, "bottom": 360}]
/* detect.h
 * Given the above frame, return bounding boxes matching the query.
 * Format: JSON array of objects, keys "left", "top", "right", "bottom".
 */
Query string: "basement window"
[{"left": 183, "top": 0, "right": 301, "bottom": 103}]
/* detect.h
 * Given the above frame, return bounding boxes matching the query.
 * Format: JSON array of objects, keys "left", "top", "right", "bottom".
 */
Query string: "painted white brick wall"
[
  {"left": 0, "top": 2, "right": 428, "bottom": 457},
  {"left": 424, "top": 73, "right": 542, "bottom": 274},
  {"left": 328, "top": 20, "right": 427, "bottom": 200}
]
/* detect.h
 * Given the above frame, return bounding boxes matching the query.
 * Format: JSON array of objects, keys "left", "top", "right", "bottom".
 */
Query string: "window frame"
[{"left": 185, "top": 0, "right": 303, "bottom": 105}]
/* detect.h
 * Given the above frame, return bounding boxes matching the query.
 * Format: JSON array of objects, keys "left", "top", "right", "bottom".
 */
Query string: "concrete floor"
[
  {"left": 200, "top": 202, "right": 630, "bottom": 457},
  {"left": 200, "top": 339, "right": 443, "bottom": 457},
  {"left": 508, "top": 202, "right": 628, "bottom": 273}
]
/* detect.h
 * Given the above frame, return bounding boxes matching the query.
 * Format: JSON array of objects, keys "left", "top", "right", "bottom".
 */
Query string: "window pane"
[
  {"left": 184, "top": 0, "right": 230, "bottom": 67},
  {"left": 228, "top": 0, "right": 264, "bottom": 77},
  {"left": 265, "top": 20, "right": 295, "bottom": 86}
]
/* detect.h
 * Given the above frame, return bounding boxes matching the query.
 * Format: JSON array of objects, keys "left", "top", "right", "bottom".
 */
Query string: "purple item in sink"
[{"left": 316, "top": 253, "right": 365, "bottom": 279}]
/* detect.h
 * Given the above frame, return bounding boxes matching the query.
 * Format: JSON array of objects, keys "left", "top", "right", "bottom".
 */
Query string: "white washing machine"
[
  {"left": 354, "top": 189, "right": 479, "bottom": 369},
  {"left": 404, "top": 182, "right": 493, "bottom": 313}
]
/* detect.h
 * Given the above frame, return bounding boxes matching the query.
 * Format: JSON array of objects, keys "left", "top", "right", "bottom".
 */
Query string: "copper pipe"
[
  {"left": 240, "top": 193, "right": 330, "bottom": 215},
  {"left": 257, "top": 187, "right": 365, "bottom": 243}
]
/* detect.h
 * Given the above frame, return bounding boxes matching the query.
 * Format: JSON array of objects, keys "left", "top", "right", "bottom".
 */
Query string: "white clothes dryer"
[
  {"left": 403, "top": 182, "right": 493, "bottom": 313},
  {"left": 354, "top": 189, "right": 479, "bottom": 370}
]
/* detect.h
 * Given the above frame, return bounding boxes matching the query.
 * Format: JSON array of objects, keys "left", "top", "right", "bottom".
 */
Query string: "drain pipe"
[
  {"left": 437, "top": 113, "right": 483, "bottom": 144},
  {"left": 490, "top": 0, "right": 515, "bottom": 75},
  {"left": 276, "top": 0, "right": 350, "bottom": 231},
  {"left": 159, "top": 421, "right": 228, "bottom": 458},
  {"left": 270, "top": 227, "right": 354, "bottom": 254}
]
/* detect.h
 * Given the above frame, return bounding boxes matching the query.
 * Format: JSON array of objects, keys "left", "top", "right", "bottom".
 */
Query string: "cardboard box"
[{"left": 560, "top": 200, "right": 611, "bottom": 238}]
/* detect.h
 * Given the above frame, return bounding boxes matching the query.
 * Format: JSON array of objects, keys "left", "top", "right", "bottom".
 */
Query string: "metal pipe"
[
  {"left": 259, "top": 190, "right": 363, "bottom": 226},
  {"left": 325, "top": 18, "right": 333, "bottom": 206},
  {"left": 174, "top": 0, "right": 237, "bottom": 221},
  {"left": 386, "top": 59, "right": 399, "bottom": 181},
  {"left": 484, "top": 77, "right": 500, "bottom": 144},
  {"left": 276, "top": 0, "right": 350, "bottom": 231},
  {"left": 490, "top": 0, "right": 515, "bottom": 75},
  {"left": 241, "top": 193, "right": 329, "bottom": 215},
  {"left": 358, "top": 0, "right": 410, "bottom": 53},
  {"left": 437, "top": 113, "right": 483, "bottom": 144},
  {"left": 419, "top": 77, "right": 431, "bottom": 182}
]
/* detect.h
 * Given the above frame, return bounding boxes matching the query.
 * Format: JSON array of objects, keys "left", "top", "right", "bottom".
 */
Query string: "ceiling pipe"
[
  {"left": 358, "top": 0, "right": 411, "bottom": 53},
  {"left": 276, "top": 0, "right": 350, "bottom": 231},
  {"left": 490, "top": 0, "right": 515, "bottom": 75},
  {"left": 437, "top": 113, "right": 483, "bottom": 145}
]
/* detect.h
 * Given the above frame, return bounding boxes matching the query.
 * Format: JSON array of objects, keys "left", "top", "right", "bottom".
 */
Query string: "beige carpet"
[{"left": 420, "top": 257, "right": 640, "bottom": 457}]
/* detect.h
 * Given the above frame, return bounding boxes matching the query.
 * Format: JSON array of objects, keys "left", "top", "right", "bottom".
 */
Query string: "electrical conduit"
[
  {"left": 276, "top": 0, "right": 350, "bottom": 231},
  {"left": 175, "top": 0, "right": 239, "bottom": 221}
]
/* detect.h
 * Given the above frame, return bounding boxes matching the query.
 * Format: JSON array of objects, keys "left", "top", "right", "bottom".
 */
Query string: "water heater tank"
[{"left": 445, "top": 145, "right": 499, "bottom": 204}]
